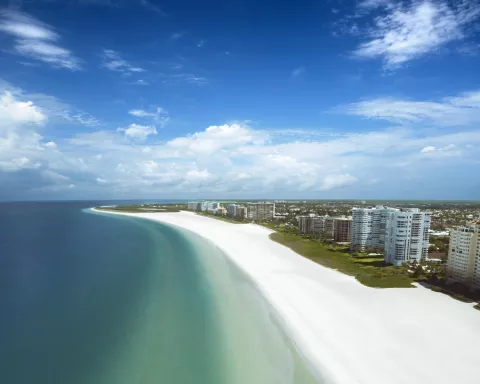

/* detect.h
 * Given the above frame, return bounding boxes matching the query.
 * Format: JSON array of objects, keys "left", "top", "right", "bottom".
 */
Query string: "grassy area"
[
  {"left": 95, "top": 204, "right": 184, "bottom": 213},
  {"left": 269, "top": 232, "right": 415, "bottom": 288},
  {"left": 195, "top": 211, "right": 246, "bottom": 224}
]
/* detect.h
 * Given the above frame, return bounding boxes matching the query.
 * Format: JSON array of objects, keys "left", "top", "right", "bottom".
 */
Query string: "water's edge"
[{"left": 91, "top": 208, "right": 322, "bottom": 383}]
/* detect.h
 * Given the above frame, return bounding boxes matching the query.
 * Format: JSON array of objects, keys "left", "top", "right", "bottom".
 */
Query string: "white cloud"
[
  {"left": 340, "top": 90, "right": 480, "bottom": 126},
  {"left": 132, "top": 79, "right": 149, "bottom": 85},
  {"left": 117, "top": 123, "right": 157, "bottom": 140},
  {"left": 420, "top": 143, "right": 461, "bottom": 156},
  {"left": 0, "top": 79, "right": 99, "bottom": 127},
  {"left": 0, "top": 91, "right": 46, "bottom": 126},
  {"left": 319, "top": 174, "right": 358, "bottom": 191},
  {"left": 0, "top": 10, "right": 57, "bottom": 40},
  {"left": 0, "top": 157, "right": 41, "bottom": 172},
  {"left": 3, "top": 82, "right": 480, "bottom": 199},
  {"left": 0, "top": 10, "right": 81, "bottom": 70},
  {"left": 352, "top": 0, "right": 480, "bottom": 67},
  {"left": 171, "top": 73, "right": 208, "bottom": 85},
  {"left": 197, "top": 39, "right": 204, "bottom": 48},
  {"left": 420, "top": 145, "right": 436, "bottom": 153},
  {"left": 44, "top": 141, "right": 57, "bottom": 149},
  {"left": 128, "top": 106, "right": 169, "bottom": 125},
  {"left": 102, "top": 49, "right": 145, "bottom": 73}
]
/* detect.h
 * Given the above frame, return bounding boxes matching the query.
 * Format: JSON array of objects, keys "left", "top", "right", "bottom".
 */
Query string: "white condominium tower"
[
  {"left": 446, "top": 222, "right": 480, "bottom": 290},
  {"left": 384, "top": 209, "right": 431, "bottom": 266},
  {"left": 351, "top": 206, "right": 398, "bottom": 251}
]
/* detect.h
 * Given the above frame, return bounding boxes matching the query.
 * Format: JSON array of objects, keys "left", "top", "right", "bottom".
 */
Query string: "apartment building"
[
  {"left": 227, "top": 204, "right": 238, "bottom": 218},
  {"left": 298, "top": 215, "right": 351, "bottom": 242},
  {"left": 350, "top": 206, "right": 398, "bottom": 251},
  {"left": 334, "top": 218, "right": 352, "bottom": 243},
  {"left": 446, "top": 222, "right": 480, "bottom": 290},
  {"left": 384, "top": 209, "right": 431, "bottom": 266},
  {"left": 236, "top": 206, "right": 248, "bottom": 220},
  {"left": 247, "top": 202, "right": 275, "bottom": 221},
  {"left": 187, "top": 201, "right": 201, "bottom": 211}
]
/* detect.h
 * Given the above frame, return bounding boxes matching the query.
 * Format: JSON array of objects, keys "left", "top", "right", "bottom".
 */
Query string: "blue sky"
[{"left": 1, "top": 0, "right": 480, "bottom": 200}]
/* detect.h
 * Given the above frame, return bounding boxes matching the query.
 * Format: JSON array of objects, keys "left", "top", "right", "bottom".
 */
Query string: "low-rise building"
[{"left": 446, "top": 222, "right": 480, "bottom": 290}]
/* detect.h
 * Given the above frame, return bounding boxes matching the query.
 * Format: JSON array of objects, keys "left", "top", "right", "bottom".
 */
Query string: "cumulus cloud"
[
  {"left": 0, "top": 91, "right": 46, "bottom": 126},
  {"left": 350, "top": 0, "right": 480, "bottom": 67},
  {"left": 339, "top": 90, "right": 480, "bottom": 126},
  {"left": 0, "top": 10, "right": 81, "bottom": 70},
  {"left": 117, "top": 123, "right": 157, "bottom": 140},
  {"left": 3, "top": 83, "right": 480, "bottom": 199}
]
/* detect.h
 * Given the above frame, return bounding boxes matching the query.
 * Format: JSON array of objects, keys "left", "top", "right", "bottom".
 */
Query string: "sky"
[{"left": 1, "top": 0, "right": 480, "bottom": 201}]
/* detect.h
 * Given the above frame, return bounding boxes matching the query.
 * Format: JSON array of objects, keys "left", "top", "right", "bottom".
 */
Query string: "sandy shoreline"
[{"left": 93, "top": 209, "right": 480, "bottom": 384}]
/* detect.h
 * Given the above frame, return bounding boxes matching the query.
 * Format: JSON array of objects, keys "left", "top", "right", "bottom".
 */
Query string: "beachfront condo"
[
  {"left": 446, "top": 222, "right": 480, "bottom": 290},
  {"left": 246, "top": 202, "right": 275, "bottom": 221},
  {"left": 384, "top": 209, "right": 431, "bottom": 266},
  {"left": 350, "top": 206, "right": 399, "bottom": 251}
]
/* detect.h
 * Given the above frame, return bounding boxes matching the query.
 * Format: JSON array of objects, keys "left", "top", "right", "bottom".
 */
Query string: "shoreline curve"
[{"left": 91, "top": 208, "right": 480, "bottom": 384}]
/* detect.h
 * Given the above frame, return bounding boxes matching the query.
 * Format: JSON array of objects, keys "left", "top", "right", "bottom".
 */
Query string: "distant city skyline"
[{"left": 1, "top": 1, "right": 480, "bottom": 200}]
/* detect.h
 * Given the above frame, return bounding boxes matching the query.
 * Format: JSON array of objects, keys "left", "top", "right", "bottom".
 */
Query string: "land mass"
[{"left": 93, "top": 208, "right": 480, "bottom": 384}]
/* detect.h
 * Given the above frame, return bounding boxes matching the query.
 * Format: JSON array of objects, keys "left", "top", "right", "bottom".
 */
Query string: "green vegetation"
[
  {"left": 195, "top": 211, "right": 246, "bottom": 224},
  {"left": 269, "top": 232, "right": 416, "bottom": 288},
  {"left": 474, "top": 303, "right": 480, "bottom": 311},
  {"left": 96, "top": 204, "right": 185, "bottom": 213},
  {"left": 426, "top": 280, "right": 480, "bottom": 304}
]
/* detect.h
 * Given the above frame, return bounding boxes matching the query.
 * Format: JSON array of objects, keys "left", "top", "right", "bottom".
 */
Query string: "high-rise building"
[
  {"left": 227, "top": 204, "right": 238, "bottom": 218},
  {"left": 351, "top": 206, "right": 398, "bottom": 251},
  {"left": 384, "top": 209, "right": 431, "bottom": 266},
  {"left": 446, "top": 222, "right": 480, "bottom": 290},
  {"left": 236, "top": 206, "right": 248, "bottom": 220},
  {"left": 187, "top": 201, "right": 200, "bottom": 211},
  {"left": 334, "top": 218, "right": 352, "bottom": 243},
  {"left": 247, "top": 202, "right": 275, "bottom": 221},
  {"left": 206, "top": 202, "right": 219, "bottom": 213},
  {"left": 297, "top": 215, "right": 350, "bottom": 242}
]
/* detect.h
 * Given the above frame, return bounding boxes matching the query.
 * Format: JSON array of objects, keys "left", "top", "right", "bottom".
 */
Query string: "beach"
[{"left": 95, "top": 209, "right": 480, "bottom": 384}]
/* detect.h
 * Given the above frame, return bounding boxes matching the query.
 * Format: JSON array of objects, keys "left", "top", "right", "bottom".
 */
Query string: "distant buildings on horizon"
[
  {"left": 187, "top": 200, "right": 480, "bottom": 291},
  {"left": 187, "top": 201, "right": 275, "bottom": 221}
]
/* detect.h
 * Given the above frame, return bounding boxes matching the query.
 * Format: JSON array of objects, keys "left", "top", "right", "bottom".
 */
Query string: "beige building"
[
  {"left": 247, "top": 202, "right": 275, "bottom": 221},
  {"left": 446, "top": 222, "right": 480, "bottom": 290},
  {"left": 236, "top": 206, "right": 248, "bottom": 220},
  {"left": 298, "top": 215, "right": 351, "bottom": 242},
  {"left": 334, "top": 218, "right": 352, "bottom": 243}
]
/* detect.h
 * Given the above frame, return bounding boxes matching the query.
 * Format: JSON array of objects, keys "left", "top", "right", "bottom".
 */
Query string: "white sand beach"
[{"left": 96, "top": 210, "right": 480, "bottom": 384}]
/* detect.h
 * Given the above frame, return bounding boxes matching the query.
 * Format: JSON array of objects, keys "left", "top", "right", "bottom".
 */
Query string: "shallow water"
[{"left": 0, "top": 202, "right": 319, "bottom": 383}]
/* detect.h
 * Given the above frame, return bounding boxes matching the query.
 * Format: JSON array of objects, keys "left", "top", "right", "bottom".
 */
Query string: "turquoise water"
[{"left": 0, "top": 202, "right": 319, "bottom": 383}]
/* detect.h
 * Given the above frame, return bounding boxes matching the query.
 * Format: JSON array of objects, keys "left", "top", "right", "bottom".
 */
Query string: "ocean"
[{"left": 0, "top": 201, "right": 319, "bottom": 384}]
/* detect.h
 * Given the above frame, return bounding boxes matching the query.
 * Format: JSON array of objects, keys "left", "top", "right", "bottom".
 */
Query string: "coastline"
[{"left": 92, "top": 209, "right": 480, "bottom": 384}]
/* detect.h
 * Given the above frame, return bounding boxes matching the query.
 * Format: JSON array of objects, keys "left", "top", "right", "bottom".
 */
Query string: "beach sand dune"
[{"left": 97, "top": 210, "right": 480, "bottom": 384}]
